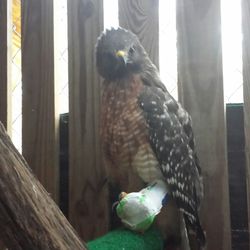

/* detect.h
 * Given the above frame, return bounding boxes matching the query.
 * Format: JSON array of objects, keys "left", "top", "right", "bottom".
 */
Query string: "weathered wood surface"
[
  {"left": 21, "top": 0, "right": 59, "bottom": 201},
  {"left": 0, "top": 2, "right": 12, "bottom": 249},
  {"left": 0, "top": 241, "right": 6, "bottom": 250},
  {"left": 118, "top": 0, "right": 159, "bottom": 68},
  {"left": 0, "top": 0, "right": 11, "bottom": 131},
  {"left": 68, "top": 0, "right": 108, "bottom": 241},
  {"left": 0, "top": 122, "right": 86, "bottom": 250},
  {"left": 242, "top": 0, "right": 250, "bottom": 239},
  {"left": 176, "top": 1, "right": 231, "bottom": 249}
]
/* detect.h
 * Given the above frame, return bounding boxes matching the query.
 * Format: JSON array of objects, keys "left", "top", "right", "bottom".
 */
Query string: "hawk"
[{"left": 96, "top": 27, "right": 205, "bottom": 249}]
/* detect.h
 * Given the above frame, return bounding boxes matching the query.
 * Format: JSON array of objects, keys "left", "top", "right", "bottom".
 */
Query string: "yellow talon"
[{"left": 119, "top": 191, "right": 128, "bottom": 200}]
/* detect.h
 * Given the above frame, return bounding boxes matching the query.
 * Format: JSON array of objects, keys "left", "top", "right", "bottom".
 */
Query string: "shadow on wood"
[{"left": 0, "top": 122, "right": 86, "bottom": 250}]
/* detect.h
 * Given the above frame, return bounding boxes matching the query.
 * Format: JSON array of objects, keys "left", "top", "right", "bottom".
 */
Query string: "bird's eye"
[{"left": 129, "top": 46, "right": 135, "bottom": 54}]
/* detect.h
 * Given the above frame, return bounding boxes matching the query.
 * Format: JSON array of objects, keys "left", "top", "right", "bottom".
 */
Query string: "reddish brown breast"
[{"left": 101, "top": 75, "right": 152, "bottom": 191}]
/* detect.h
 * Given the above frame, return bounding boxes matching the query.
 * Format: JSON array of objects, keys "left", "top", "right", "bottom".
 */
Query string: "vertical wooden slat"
[
  {"left": 0, "top": 0, "right": 12, "bottom": 131},
  {"left": 0, "top": 2, "right": 11, "bottom": 249},
  {"left": 118, "top": 0, "right": 159, "bottom": 68},
  {"left": 176, "top": 1, "right": 231, "bottom": 249},
  {"left": 242, "top": 0, "right": 250, "bottom": 239},
  {"left": 68, "top": 0, "right": 108, "bottom": 241},
  {"left": 21, "top": 0, "right": 59, "bottom": 201}
]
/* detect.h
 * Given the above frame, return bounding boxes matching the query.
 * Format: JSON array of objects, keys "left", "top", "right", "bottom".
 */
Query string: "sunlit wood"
[{"left": 13, "top": 0, "right": 21, "bottom": 48}]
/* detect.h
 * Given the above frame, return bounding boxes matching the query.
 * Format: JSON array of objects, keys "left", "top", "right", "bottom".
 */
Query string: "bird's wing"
[{"left": 137, "top": 85, "right": 205, "bottom": 245}]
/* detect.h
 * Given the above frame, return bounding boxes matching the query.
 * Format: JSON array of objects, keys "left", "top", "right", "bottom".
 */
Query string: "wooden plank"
[
  {"left": 0, "top": 0, "right": 11, "bottom": 131},
  {"left": 0, "top": 122, "right": 86, "bottom": 250},
  {"left": 21, "top": 0, "right": 59, "bottom": 201},
  {"left": 176, "top": 1, "right": 231, "bottom": 249},
  {"left": 242, "top": 0, "right": 250, "bottom": 240},
  {"left": 67, "top": 0, "right": 108, "bottom": 241},
  {"left": 0, "top": 3, "right": 11, "bottom": 248},
  {"left": 118, "top": 0, "right": 159, "bottom": 68}
]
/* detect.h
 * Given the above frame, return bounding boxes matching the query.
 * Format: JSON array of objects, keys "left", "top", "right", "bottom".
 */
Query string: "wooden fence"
[{"left": 0, "top": 0, "right": 250, "bottom": 249}]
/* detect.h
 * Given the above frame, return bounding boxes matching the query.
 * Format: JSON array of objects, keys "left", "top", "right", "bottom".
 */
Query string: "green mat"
[{"left": 87, "top": 227, "right": 163, "bottom": 250}]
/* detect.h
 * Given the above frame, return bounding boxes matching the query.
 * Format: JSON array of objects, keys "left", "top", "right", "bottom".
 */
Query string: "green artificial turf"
[{"left": 87, "top": 227, "right": 163, "bottom": 250}]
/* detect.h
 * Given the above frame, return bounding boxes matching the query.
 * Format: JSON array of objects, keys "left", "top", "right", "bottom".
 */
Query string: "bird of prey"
[{"left": 96, "top": 27, "right": 205, "bottom": 249}]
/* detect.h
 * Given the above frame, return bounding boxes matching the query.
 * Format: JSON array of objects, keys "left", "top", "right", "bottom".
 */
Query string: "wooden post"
[
  {"left": 67, "top": 0, "right": 108, "bottom": 241},
  {"left": 118, "top": 0, "right": 159, "bottom": 68},
  {"left": 176, "top": 1, "right": 231, "bottom": 249},
  {"left": 0, "top": 122, "right": 86, "bottom": 250},
  {"left": 0, "top": 2, "right": 12, "bottom": 248},
  {"left": 0, "top": 0, "right": 12, "bottom": 132},
  {"left": 242, "top": 0, "right": 250, "bottom": 240},
  {"left": 21, "top": 0, "right": 59, "bottom": 201}
]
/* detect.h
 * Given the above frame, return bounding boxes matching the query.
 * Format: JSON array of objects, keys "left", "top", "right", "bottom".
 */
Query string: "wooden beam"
[
  {"left": 0, "top": 0, "right": 12, "bottom": 131},
  {"left": 0, "top": 122, "right": 86, "bottom": 250},
  {"left": 0, "top": 3, "right": 11, "bottom": 249},
  {"left": 118, "top": 0, "right": 159, "bottom": 68},
  {"left": 21, "top": 0, "right": 59, "bottom": 201},
  {"left": 242, "top": 0, "right": 250, "bottom": 239},
  {"left": 67, "top": 0, "right": 108, "bottom": 241},
  {"left": 176, "top": 1, "right": 231, "bottom": 249}
]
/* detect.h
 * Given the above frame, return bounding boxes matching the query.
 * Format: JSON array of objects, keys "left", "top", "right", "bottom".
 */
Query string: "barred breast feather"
[{"left": 101, "top": 75, "right": 163, "bottom": 191}]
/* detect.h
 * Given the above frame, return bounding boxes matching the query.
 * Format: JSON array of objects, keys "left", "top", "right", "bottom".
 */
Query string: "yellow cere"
[{"left": 116, "top": 50, "right": 126, "bottom": 57}]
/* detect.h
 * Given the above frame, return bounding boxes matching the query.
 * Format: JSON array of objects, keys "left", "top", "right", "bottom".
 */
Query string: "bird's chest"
[
  {"left": 101, "top": 87, "right": 147, "bottom": 168},
  {"left": 101, "top": 81, "right": 162, "bottom": 190}
]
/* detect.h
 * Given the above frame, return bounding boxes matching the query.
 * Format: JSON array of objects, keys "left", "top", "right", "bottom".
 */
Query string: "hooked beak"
[{"left": 116, "top": 50, "right": 128, "bottom": 64}]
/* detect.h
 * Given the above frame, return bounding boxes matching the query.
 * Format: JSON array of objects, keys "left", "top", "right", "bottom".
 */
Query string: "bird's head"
[{"left": 95, "top": 27, "right": 144, "bottom": 81}]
